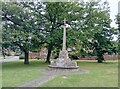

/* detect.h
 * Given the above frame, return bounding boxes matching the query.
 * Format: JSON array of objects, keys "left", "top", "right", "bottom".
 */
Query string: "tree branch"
[{"left": 4, "top": 14, "right": 22, "bottom": 26}]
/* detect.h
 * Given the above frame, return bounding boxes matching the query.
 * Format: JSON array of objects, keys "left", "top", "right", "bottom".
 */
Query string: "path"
[
  {"left": 17, "top": 67, "right": 89, "bottom": 87},
  {"left": 0, "top": 56, "right": 19, "bottom": 63}
]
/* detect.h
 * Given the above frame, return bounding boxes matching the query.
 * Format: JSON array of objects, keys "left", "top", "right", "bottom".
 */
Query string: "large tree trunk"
[
  {"left": 45, "top": 43, "right": 53, "bottom": 64},
  {"left": 2, "top": 47, "right": 6, "bottom": 59},
  {"left": 24, "top": 51, "right": 29, "bottom": 64},
  {"left": 2, "top": 50, "right": 6, "bottom": 59},
  {"left": 97, "top": 54, "right": 104, "bottom": 63},
  {"left": 97, "top": 59, "right": 103, "bottom": 63}
]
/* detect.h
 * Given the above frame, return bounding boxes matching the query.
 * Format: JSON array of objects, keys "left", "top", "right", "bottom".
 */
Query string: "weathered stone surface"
[
  {"left": 59, "top": 50, "right": 69, "bottom": 59},
  {"left": 48, "top": 18, "right": 79, "bottom": 69}
]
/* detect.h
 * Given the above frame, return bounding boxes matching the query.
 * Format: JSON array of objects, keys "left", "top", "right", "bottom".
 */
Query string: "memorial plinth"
[{"left": 48, "top": 18, "right": 79, "bottom": 69}]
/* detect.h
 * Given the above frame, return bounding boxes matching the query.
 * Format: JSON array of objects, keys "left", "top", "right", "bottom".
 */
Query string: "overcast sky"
[
  {"left": 108, "top": 0, "right": 119, "bottom": 41},
  {"left": 107, "top": 0, "right": 119, "bottom": 28}
]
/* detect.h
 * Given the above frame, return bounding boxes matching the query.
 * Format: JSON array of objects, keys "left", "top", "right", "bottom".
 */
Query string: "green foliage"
[
  {"left": 115, "top": 14, "right": 120, "bottom": 55},
  {"left": 2, "top": 2, "right": 46, "bottom": 64},
  {"left": 19, "top": 54, "right": 24, "bottom": 59},
  {"left": 2, "top": 1, "right": 118, "bottom": 63},
  {"left": 2, "top": 2, "right": 44, "bottom": 52}
]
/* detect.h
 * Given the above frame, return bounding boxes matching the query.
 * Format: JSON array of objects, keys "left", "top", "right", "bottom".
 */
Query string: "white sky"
[
  {"left": 105, "top": 0, "right": 119, "bottom": 41},
  {"left": 107, "top": 0, "right": 119, "bottom": 28}
]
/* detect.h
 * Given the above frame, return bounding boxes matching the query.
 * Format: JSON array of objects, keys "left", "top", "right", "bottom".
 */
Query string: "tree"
[
  {"left": 116, "top": 13, "right": 120, "bottom": 56},
  {"left": 67, "top": 1, "right": 117, "bottom": 63},
  {"left": 2, "top": 1, "right": 117, "bottom": 64},
  {"left": 92, "top": 1, "right": 117, "bottom": 63},
  {"left": 2, "top": 2, "right": 44, "bottom": 64},
  {"left": 28, "top": 2, "right": 86, "bottom": 63}
]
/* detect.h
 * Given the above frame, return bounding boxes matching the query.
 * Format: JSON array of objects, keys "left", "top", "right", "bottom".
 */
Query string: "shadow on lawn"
[
  {"left": 2, "top": 60, "right": 118, "bottom": 69},
  {"left": 77, "top": 60, "right": 118, "bottom": 64},
  {"left": 2, "top": 60, "right": 48, "bottom": 69}
]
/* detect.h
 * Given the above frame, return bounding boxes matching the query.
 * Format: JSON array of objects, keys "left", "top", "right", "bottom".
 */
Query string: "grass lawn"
[
  {"left": 2, "top": 60, "right": 47, "bottom": 87},
  {"left": 41, "top": 60, "right": 118, "bottom": 87},
  {"left": 2, "top": 60, "right": 118, "bottom": 87},
  {"left": 0, "top": 62, "right": 2, "bottom": 88}
]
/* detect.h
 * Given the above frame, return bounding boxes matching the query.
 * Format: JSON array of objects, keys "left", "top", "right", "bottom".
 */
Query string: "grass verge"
[
  {"left": 40, "top": 60, "right": 118, "bottom": 87},
  {"left": 2, "top": 60, "right": 47, "bottom": 87}
]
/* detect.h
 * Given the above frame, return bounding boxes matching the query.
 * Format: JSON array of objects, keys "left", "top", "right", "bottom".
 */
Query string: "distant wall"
[
  {"left": 79, "top": 56, "right": 97, "bottom": 60},
  {"left": 29, "top": 48, "right": 47, "bottom": 59},
  {"left": 29, "top": 51, "right": 119, "bottom": 60},
  {"left": 79, "top": 53, "right": 119, "bottom": 60},
  {"left": 103, "top": 53, "right": 119, "bottom": 60}
]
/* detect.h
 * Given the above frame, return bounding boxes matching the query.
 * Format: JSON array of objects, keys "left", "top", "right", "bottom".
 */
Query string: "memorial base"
[{"left": 48, "top": 50, "right": 79, "bottom": 69}]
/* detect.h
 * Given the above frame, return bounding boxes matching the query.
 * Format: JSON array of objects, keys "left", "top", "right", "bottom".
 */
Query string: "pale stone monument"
[{"left": 48, "top": 18, "right": 79, "bottom": 69}]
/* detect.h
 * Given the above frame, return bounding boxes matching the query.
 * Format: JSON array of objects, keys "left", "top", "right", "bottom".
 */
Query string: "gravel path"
[
  {"left": 0, "top": 56, "right": 19, "bottom": 63},
  {"left": 17, "top": 67, "right": 89, "bottom": 87}
]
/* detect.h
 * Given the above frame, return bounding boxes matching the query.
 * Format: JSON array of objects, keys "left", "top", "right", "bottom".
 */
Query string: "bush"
[
  {"left": 69, "top": 55, "right": 79, "bottom": 60},
  {"left": 19, "top": 54, "right": 24, "bottom": 59}
]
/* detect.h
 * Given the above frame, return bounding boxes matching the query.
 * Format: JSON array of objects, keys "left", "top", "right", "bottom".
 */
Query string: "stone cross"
[{"left": 62, "top": 18, "right": 67, "bottom": 51}]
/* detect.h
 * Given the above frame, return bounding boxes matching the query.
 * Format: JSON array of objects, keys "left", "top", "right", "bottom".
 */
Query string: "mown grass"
[
  {"left": 0, "top": 62, "right": 2, "bottom": 88},
  {"left": 2, "top": 60, "right": 118, "bottom": 87},
  {"left": 41, "top": 60, "right": 118, "bottom": 87},
  {"left": 2, "top": 60, "right": 47, "bottom": 87}
]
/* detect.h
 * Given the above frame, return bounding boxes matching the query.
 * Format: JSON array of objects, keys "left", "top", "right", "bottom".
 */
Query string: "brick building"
[{"left": 29, "top": 48, "right": 47, "bottom": 59}]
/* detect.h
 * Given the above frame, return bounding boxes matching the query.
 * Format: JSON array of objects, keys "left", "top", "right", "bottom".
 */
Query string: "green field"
[
  {"left": 2, "top": 60, "right": 47, "bottom": 87},
  {"left": 41, "top": 60, "right": 118, "bottom": 87},
  {"left": 2, "top": 60, "right": 118, "bottom": 87}
]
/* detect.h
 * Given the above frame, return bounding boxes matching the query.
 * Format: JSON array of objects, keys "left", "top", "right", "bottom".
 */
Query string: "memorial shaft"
[{"left": 62, "top": 18, "right": 66, "bottom": 51}]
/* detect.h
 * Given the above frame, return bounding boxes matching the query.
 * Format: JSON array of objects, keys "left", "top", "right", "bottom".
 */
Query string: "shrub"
[{"left": 19, "top": 54, "right": 24, "bottom": 59}]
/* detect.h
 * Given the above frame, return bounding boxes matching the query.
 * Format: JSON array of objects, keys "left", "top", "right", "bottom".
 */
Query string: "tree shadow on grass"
[
  {"left": 2, "top": 60, "right": 48, "bottom": 69},
  {"left": 77, "top": 60, "right": 118, "bottom": 64}
]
